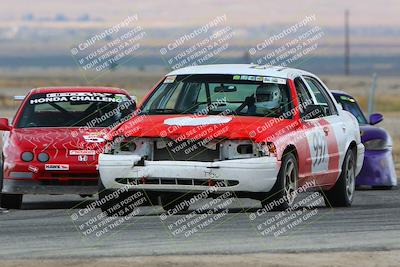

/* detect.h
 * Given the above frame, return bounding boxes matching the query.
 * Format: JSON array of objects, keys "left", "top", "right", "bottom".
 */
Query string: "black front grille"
[
  {"left": 40, "top": 179, "right": 98, "bottom": 186},
  {"left": 115, "top": 177, "right": 239, "bottom": 187},
  {"left": 154, "top": 139, "right": 220, "bottom": 162},
  {"left": 50, "top": 173, "right": 99, "bottom": 178}
]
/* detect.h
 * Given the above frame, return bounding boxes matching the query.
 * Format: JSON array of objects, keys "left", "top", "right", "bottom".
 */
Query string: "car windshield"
[
  {"left": 140, "top": 74, "right": 293, "bottom": 118},
  {"left": 16, "top": 92, "right": 135, "bottom": 128},
  {"left": 334, "top": 94, "right": 368, "bottom": 124}
]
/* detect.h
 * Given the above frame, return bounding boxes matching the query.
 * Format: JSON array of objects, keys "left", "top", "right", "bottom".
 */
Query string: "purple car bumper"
[{"left": 356, "top": 148, "right": 397, "bottom": 187}]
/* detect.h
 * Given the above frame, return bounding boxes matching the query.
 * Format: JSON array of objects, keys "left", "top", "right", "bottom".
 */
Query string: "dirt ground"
[{"left": 2, "top": 250, "right": 400, "bottom": 267}]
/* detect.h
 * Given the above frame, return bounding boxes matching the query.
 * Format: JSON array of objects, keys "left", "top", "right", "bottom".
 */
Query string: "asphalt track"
[{"left": 0, "top": 189, "right": 399, "bottom": 259}]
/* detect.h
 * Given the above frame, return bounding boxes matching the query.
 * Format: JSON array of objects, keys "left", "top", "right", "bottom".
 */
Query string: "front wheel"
[
  {"left": 261, "top": 153, "right": 298, "bottom": 211},
  {"left": 0, "top": 158, "right": 23, "bottom": 209},
  {"left": 0, "top": 194, "right": 23, "bottom": 209},
  {"left": 323, "top": 149, "right": 356, "bottom": 207}
]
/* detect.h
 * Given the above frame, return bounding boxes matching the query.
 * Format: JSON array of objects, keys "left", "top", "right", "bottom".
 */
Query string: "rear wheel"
[
  {"left": 261, "top": 153, "right": 298, "bottom": 211},
  {"left": 323, "top": 149, "right": 356, "bottom": 207}
]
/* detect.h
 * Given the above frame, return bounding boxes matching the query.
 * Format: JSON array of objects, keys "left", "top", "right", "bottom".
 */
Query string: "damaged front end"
[{"left": 99, "top": 136, "right": 280, "bottom": 194}]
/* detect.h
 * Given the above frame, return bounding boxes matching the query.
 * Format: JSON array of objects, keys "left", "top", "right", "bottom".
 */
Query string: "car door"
[{"left": 299, "top": 75, "right": 345, "bottom": 186}]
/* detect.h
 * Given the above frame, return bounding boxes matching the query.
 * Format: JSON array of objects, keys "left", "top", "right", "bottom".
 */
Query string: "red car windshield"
[{"left": 16, "top": 92, "right": 135, "bottom": 128}]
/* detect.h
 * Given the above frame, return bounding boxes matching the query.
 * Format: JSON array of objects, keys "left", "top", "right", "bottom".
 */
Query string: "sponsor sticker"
[
  {"left": 29, "top": 93, "right": 124, "bottom": 105},
  {"left": 83, "top": 135, "right": 105, "bottom": 143},
  {"left": 45, "top": 164, "right": 69, "bottom": 171},
  {"left": 69, "top": 150, "right": 96, "bottom": 156},
  {"left": 263, "top": 77, "right": 286, "bottom": 84},
  {"left": 340, "top": 95, "right": 355, "bottom": 102},
  {"left": 164, "top": 75, "right": 177, "bottom": 83},
  {"left": 28, "top": 165, "right": 39, "bottom": 173},
  {"left": 78, "top": 155, "right": 88, "bottom": 162}
]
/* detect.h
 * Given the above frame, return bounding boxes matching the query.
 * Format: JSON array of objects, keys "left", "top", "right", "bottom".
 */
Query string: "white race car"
[{"left": 98, "top": 64, "right": 364, "bottom": 215}]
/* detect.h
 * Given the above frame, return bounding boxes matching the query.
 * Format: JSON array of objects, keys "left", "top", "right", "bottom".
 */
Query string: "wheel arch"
[{"left": 281, "top": 144, "right": 299, "bottom": 162}]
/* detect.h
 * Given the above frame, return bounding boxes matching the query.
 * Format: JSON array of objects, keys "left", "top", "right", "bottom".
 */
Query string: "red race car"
[
  {"left": 0, "top": 87, "right": 135, "bottom": 209},
  {"left": 98, "top": 64, "right": 365, "bottom": 215}
]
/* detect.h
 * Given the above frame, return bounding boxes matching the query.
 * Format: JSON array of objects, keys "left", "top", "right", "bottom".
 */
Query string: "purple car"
[{"left": 332, "top": 91, "right": 397, "bottom": 189}]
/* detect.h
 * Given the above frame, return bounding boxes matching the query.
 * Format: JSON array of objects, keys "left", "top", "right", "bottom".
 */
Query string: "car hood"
[
  {"left": 9, "top": 127, "right": 107, "bottom": 151},
  {"left": 360, "top": 124, "right": 390, "bottom": 143},
  {"left": 107, "top": 114, "right": 293, "bottom": 143}
]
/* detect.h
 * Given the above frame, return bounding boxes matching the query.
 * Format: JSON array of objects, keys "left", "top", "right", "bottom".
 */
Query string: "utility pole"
[{"left": 345, "top": 9, "right": 350, "bottom": 75}]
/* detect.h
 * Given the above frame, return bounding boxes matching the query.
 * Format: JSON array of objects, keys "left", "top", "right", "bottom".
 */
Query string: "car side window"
[
  {"left": 303, "top": 76, "right": 337, "bottom": 116},
  {"left": 294, "top": 77, "right": 313, "bottom": 114}
]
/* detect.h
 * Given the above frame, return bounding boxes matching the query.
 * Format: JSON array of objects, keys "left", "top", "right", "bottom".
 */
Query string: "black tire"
[
  {"left": 0, "top": 158, "right": 23, "bottom": 209},
  {"left": 323, "top": 148, "right": 356, "bottom": 207},
  {"left": 98, "top": 179, "right": 121, "bottom": 216},
  {"left": 0, "top": 194, "right": 23, "bottom": 209},
  {"left": 261, "top": 153, "right": 298, "bottom": 211},
  {"left": 79, "top": 194, "right": 93, "bottom": 198},
  {"left": 0, "top": 157, "right": 3, "bottom": 194},
  {"left": 98, "top": 180, "right": 150, "bottom": 217},
  {"left": 371, "top": 185, "right": 395, "bottom": 190}
]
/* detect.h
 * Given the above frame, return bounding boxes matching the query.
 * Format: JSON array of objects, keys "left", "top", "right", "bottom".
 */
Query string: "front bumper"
[
  {"left": 356, "top": 148, "right": 397, "bottom": 186},
  {"left": 99, "top": 154, "right": 280, "bottom": 193},
  {"left": 355, "top": 143, "right": 365, "bottom": 177},
  {"left": 2, "top": 178, "right": 98, "bottom": 194},
  {"left": 2, "top": 161, "right": 99, "bottom": 194}
]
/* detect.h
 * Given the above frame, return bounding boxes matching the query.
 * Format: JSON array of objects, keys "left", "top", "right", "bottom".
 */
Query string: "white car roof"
[{"left": 166, "top": 64, "right": 315, "bottom": 79}]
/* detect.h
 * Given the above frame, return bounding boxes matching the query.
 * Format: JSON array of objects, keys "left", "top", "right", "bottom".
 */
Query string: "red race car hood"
[
  {"left": 107, "top": 114, "right": 294, "bottom": 143},
  {"left": 9, "top": 127, "right": 107, "bottom": 152}
]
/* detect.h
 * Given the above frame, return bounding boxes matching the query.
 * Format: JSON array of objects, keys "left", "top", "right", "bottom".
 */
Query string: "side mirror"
[
  {"left": 301, "top": 104, "right": 326, "bottom": 120},
  {"left": 0, "top": 118, "right": 11, "bottom": 131},
  {"left": 369, "top": 113, "right": 383, "bottom": 125}
]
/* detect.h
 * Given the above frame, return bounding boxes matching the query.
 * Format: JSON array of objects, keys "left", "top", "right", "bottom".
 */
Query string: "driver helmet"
[{"left": 255, "top": 84, "right": 282, "bottom": 109}]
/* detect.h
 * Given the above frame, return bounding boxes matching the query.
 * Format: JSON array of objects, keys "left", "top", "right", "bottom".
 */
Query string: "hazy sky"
[{"left": 0, "top": 0, "right": 399, "bottom": 28}]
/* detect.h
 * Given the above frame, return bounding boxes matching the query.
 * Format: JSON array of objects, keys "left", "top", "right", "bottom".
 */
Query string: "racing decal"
[
  {"left": 69, "top": 150, "right": 96, "bottom": 156},
  {"left": 78, "top": 155, "right": 88, "bottom": 162},
  {"left": 83, "top": 134, "right": 105, "bottom": 143},
  {"left": 28, "top": 165, "right": 39, "bottom": 173},
  {"left": 305, "top": 123, "right": 329, "bottom": 174},
  {"left": 45, "top": 164, "right": 69, "bottom": 171},
  {"left": 164, "top": 116, "right": 232, "bottom": 126},
  {"left": 29, "top": 92, "right": 123, "bottom": 104},
  {"left": 164, "top": 75, "right": 176, "bottom": 83},
  {"left": 232, "top": 75, "right": 286, "bottom": 85},
  {"left": 263, "top": 77, "right": 286, "bottom": 84},
  {"left": 340, "top": 95, "right": 356, "bottom": 102}
]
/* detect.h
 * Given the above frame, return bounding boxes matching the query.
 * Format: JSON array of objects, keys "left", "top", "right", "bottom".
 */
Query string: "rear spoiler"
[{"left": 14, "top": 96, "right": 25, "bottom": 101}]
